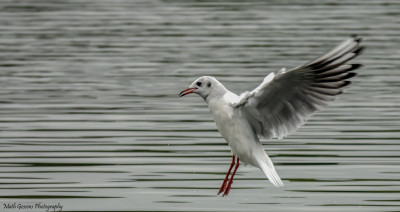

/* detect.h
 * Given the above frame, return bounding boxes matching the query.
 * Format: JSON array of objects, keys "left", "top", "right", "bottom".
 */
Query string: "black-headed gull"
[{"left": 179, "top": 36, "right": 364, "bottom": 196}]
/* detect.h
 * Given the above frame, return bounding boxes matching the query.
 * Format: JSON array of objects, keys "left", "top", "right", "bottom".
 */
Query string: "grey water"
[{"left": 0, "top": 0, "right": 399, "bottom": 211}]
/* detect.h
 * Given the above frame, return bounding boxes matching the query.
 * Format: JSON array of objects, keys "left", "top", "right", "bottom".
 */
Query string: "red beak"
[{"left": 179, "top": 88, "right": 197, "bottom": 97}]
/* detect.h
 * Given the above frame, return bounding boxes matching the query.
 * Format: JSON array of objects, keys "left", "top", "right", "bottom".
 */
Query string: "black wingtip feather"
[
  {"left": 344, "top": 72, "right": 357, "bottom": 80},
  {"left": 314, "top": 63, "right": 362, "bottom": 76},
  {"left": 342, "top": 81, "right": 351, "bottom": 87},
  {"left": 353, "top": 46, "right": 365, "bottom": 55},
  {"left": 316, "top": 72, "right": 357, "bottom": 83},
  {"left": 351, "top": 34, "right": 362, "bottom": 42},
  {"left": 350, "top": 64, "right": 363, "bottom": 71},
  {"left": 311, "top": 37, "right": 364, "bottom": 71}
]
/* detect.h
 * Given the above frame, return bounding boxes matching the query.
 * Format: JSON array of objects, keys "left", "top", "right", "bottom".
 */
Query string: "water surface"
[{"left": 0, "top": 0, "right": 399, "bottom": 211}]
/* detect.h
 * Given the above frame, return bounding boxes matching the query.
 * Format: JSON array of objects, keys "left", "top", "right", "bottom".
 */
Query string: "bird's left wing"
[{"left": 234, "top": 36, "right": 364, "bottom": 139}]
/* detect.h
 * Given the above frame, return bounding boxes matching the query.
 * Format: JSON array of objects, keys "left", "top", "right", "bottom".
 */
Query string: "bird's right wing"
[{"left": 234, "top": 36, "right": 364, "bottom": 139}]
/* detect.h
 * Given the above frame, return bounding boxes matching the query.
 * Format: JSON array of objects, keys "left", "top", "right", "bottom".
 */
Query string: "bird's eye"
[{"left": 196, "top": 81, "right": 202, "bottom": 87}]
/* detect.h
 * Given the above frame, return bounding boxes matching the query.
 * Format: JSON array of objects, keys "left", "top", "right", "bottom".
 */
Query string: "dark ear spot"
[{"left": 207, "top": 82, "right": 211, "bottom": 87}]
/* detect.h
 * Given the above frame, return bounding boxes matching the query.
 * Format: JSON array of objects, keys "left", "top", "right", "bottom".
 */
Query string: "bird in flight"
[{"left": 179, "top": 36, "right": 364, "bottom": 196}]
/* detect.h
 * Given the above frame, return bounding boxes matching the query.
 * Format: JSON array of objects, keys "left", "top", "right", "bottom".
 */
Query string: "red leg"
[
  {"left": 218, "top": 155, "right": 235, "bottom": 195},
  {"left": 222, "top": 157, "right": 240, "bottom": 196}
]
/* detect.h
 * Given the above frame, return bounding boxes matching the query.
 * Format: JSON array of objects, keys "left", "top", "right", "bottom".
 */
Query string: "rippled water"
[{"left": 0, "top": 0, "right": 399, "bottom": 211}]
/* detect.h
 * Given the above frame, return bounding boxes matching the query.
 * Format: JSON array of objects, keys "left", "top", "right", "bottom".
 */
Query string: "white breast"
[
  {"left": 208, "top": 95, "right": 237, "bottom": 144},
  {"left": 207, "top": 92, "right": 260, "bottom": 166}
]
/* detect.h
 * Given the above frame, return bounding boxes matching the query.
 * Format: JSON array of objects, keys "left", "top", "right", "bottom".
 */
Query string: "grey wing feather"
[{"left": 237, "top": 36, "right": 364, "bottom": 139}]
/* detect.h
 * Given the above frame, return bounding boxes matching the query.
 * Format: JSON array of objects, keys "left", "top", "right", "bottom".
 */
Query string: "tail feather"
[{"left": 255, "top": 152, "right": 284, "bottom": 187}]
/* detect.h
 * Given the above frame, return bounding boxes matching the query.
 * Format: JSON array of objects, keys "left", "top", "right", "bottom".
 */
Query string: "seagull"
[{"left": 179, "top": 36, "right": 364, "bottom": 196}]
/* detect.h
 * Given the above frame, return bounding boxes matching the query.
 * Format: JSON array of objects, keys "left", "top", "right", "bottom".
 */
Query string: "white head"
[{"left": 179, "top": 76, "right": 226, "bottom": 101}]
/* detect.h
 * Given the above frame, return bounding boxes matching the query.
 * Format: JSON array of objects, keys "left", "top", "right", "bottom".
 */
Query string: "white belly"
[{"left": 210, "top": 103, "right": 260, "bottom": 167}]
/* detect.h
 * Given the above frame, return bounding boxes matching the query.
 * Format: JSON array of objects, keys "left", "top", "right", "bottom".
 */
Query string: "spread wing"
[{"left": 235, "top": 36, "right": 364, "bottom": 139}]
